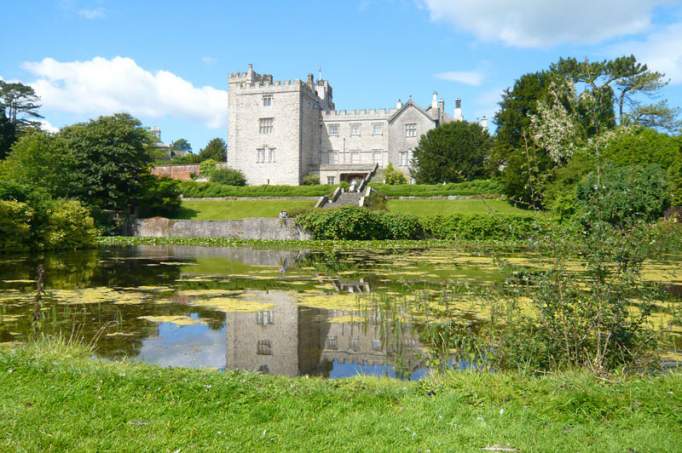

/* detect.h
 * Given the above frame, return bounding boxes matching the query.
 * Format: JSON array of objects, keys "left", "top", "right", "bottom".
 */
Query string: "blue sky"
[{"left": 2, "top": 0, "right": 681, "bottom": 151}]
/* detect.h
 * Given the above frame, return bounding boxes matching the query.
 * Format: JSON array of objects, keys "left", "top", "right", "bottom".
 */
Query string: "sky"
[{"left": 2, "top": 0, "right": 682, "bottom": 151}]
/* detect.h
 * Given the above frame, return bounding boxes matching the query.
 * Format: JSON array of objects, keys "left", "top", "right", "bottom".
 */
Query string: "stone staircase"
[
  {"left": 314, "top": 163, "right": 379, "bottom": 209},
  {"left": 322, "top": 191, "right": 362, "bottom": 208}
]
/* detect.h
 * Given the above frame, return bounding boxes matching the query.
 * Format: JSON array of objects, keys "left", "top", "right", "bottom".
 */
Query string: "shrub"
[
  {"left": 296, "top": 206, "right": 547, "bottom": 241},
  {"left": 199, "top": 159, "right": 218, "bottom": 176},
  {"left": 138, "top": 177, "right": 182, "bottom": 218},
  {"left": 302, "top": 173, "right": 320, "bottom": 185},
  {"left": 384, "top": 163, "right": 408, "bottom": 185},
  {"left": 0, "top": 200, "right": 33, "bottom": 252},
  {"left": 42, "top": 200, "right": 98, "bottom": 250},
  {"left": 371, "top": 179, "right": 502, "bottom": 197},
  {"left": 576, "top": 164, "right": 670, "bottom": 228},
  {"left": 179, "top": 181, "right": 336, "bottom": 198},
  {"left": 210, "top": 167, "right": 246, "bottom": 186}
]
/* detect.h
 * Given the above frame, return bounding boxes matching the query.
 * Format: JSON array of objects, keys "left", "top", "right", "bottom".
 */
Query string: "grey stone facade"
[{"left": 228, "top": 65, "right": 468, "bottom": 185}]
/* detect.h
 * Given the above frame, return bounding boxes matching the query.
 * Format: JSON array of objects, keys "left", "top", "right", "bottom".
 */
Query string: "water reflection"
[{"left": 1, "top": 244, "right": 679, "bottom": 378}]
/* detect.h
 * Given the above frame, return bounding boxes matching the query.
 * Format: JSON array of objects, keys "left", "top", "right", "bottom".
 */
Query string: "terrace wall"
[{"left": 133, "top": 217, "right": 311, "bottom": 240}]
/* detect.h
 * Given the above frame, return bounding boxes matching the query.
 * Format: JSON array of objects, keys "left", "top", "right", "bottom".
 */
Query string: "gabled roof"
[{"left": 388, "top": 100, "right": 436, "bottom": 124}]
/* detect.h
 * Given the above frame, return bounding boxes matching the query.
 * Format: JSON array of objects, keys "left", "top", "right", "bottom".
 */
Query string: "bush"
[
  {"left": 210, "top": 168, "right": 246, "bottom": 186},
  {"left": 199, "top": 159, "right": 218, "bottom": 177},
  {"left": 42, "top": 200, "right": 98, "bottom": 250},
  {"left": 138, "top": 177, "right": 182, "bottom": 218},
  {"left": 296, "top": 206, "right": 548, "bottom": 241},
  {"left": 576, "top": 164, "right": 670, "bottom": 228},
  {"left": 384, "top": 163, "right": 408, "bottom": 185},
  {"left": 302, "top": 173, "right": 320, "bottom": 185},
  {"left": 0, "top": 200, "right": 33, "bottom": 252}
]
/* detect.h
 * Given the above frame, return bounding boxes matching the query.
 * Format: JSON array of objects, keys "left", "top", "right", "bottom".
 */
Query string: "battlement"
[{"left": 322, "top": 108, "right": 396, "bottom": 118}]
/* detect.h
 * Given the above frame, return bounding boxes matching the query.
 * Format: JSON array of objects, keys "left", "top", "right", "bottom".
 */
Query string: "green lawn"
[
  {"left": 387, "top": 199, "right": 543, "bottom": 217},
  {"left": 1, "top": 341, "right": 680, "bottom": 452},
  {"left": 175, "top": 199, "right": 315, "bottom": 220}
]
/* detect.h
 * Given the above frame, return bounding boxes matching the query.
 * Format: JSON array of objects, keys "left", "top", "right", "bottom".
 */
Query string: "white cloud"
[
  {"left": 38, "top": 119, "right": 60, "bottom": 133},
  {"left": 610, "top": 22, "right": 682, "bottom": 85},
  {"left": 77, "top": 7, "right": 105, "bottom": 19},
  {"left": 419, "top": 0, "right": 667, "bottom": 47},
  {"left": 22, "top": 56, "right": 227, "bottom": 128},
  {"left": 435, "top": 70, "right": 483, "bottom": 86}
]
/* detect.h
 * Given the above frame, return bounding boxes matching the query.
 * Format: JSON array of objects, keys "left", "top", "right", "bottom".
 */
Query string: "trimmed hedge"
[
  {"left": 179, "top": 181, "right": 342, "bottom": 198},
  {"left": 296, "top": 206, "right": 549, "bottom": 241}
]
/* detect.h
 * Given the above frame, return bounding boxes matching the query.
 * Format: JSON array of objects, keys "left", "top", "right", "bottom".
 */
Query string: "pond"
[{"left": 1, "top": 245, "right": 680, "bottom": 379}]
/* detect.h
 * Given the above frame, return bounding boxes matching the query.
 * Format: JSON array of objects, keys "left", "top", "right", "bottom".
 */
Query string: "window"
[
  {"left": 327, "top": 176, "right": 335, "bottom": 185},
  {"left": 351, "top": 123, "right": 361, "bottom": 137},
  {"left": 262, "top": 94, "right": 273, "bottom": 107},
  {"left": 399, "top": 151, "right": 409, "bottom": 167},
  {"left": 328, "top": 124, "right": 339, "bottom": 137},
  {"left": 257, "top": 148, "right": 266, "bottom": 163},
  {"left": 350, "top": 152, "right": 360, "bottom": 164},
  {"left": 326, "top": 336, "right": 338, "bottom": 350},
  {"left": 372, "top": 123, "right": 383, "bottom": 136},
  {"left": 259, "top": 117, "right": 273, "bottom": 134},
  {"left": 256, "top": 311, "right": 274, "bottom": 326},
  {"left": 405, "top": 123, "right": 417, "bottom": 137},
  {"left": 257, "top": 340, "right": 272, "bottom": 355},
  {"left": 371, "top": 339, "right": 382, "bottom": 351},
  {"left": 372, "top": 150, "right": 383, "bottom": 165},
  {"left": 267, "top": 148, "right": 275, "bottom": 163}
]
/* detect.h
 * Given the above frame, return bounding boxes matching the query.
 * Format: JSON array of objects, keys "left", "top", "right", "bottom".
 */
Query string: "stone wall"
[
  {"left": 151, "top": 164, "right": 200, "bottom": 181},
  {"left": 133, "top": 217, "right": 311, "bottom": 240}
]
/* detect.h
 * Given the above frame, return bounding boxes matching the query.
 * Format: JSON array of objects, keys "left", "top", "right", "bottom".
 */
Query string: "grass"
[
  {"left": 174, "top": 199, "right": 315, "bottom": 220},
  {"left": 386, "top": 199, "right": 544, "bottom": 217},
  {"left": 1, "top": 339, "right": 680, "bottom": 452}
]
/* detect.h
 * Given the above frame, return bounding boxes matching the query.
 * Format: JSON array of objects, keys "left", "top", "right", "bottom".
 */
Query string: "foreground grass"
[
  {"left": 386, "top": 199, "right": 544, "bottom": 217},
  {"left": 174, "top": 199, "right": 316, "bottom": 220},
  {"left": 1, "top": 341, "right": 681, "bottom": 452}
]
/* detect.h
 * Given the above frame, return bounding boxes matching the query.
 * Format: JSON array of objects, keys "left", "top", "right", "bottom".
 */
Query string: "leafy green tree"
[
  {"left": 171, "top": 138, "right": 192, "bottom": 153},
  {"left": 198, "top": 138, "right": 227, "bottom": 161},
  {"left": 412, "top": 121, "right": 491, "bottom": 184},
  {"left": 383, "top": 163, "right": 407, "bottom": 185},
  {"left": 199, "top": 159, "right": 218, "bottom": 176},
  {"left": 58, "top": 114, "right": 154, "bottom": 214},
  {"left": 0, "top": 81, "right": 43, "bottom": 159},
  {"left": 137, "top": 176, "right": 182, "bottom": 217}
]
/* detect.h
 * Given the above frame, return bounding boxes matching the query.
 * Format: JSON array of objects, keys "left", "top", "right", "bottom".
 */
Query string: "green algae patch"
[
  {"left": 176, "top": 289, "right": 242, "bottom": 298},
  {"left": 298, "top": 293, "right": 367, "bottom": 311},
  {"left": 48, "top": 288, "right": 149, "bottom": 305},
  {"left": 138, "top": 315, "right": 206, "bottom": 326}
]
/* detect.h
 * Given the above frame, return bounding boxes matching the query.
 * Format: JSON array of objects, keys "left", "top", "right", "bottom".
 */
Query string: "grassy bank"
[
  {"left": 0, "top": 341, "right": 680, "bottom": 452},
  {"left": 386, "top": 199, "right": 543, "bottom": 217},
  {"left": 175, "top": 198, "right": 315, "bottom": 220}
]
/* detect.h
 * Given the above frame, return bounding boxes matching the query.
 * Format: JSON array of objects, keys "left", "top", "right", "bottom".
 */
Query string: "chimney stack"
[
  {"left": 454, "top": 98, "right": 463, "bottom": 122},
  {"left": 479, "top": 115, "right": 488, "bottom": 130},
  {"left": 306, "top": 73, "right": 314, "bottom": 90},
  {"left": 432, "top": 92, "right": 438, "bottom": 111},
  {"left": 396, "top": 98, "right": 403, "bottom": 109}
]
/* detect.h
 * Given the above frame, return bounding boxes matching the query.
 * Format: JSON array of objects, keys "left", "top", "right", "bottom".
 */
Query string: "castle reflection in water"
[{"left": 225, "top": 289, "right": 426, "bottom": 379}]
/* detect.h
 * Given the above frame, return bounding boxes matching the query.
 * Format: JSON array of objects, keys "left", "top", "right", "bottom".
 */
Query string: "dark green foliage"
[
  {"left": 168, "top": 153, "right": 201, "bottom": 165},
  {"left": 297, "top": 207, "right": 547, "bottom": 241},
  {"left": 495, "top": 71, "right": 551, "bottom": 150},
  {"left": 137, "top": 177, "right": 182, "bottom": 218},
  {"left": 0, "top": 81, "right": 43, "bottom": 159},
  {"left": 210, "top": 167, "right": 246, "bottom": 186},
  {"left": 576, "top": 164, "right": 670, "bottom": 228},
  {"left": 58, "top": 114, "right": 153, "bottom": 213},
  {"left": 198, "top": 137, "right": 227, "bottom": 161},
  {"left": 302, "top": 173, "right": 320, "bottom": 185},
  {"left": 0, "top": 112, "right": 17, "bottom": 160},
  {"left": 412, "top": 121, "right": 491, "bottom": 183},
  {"left": 383, "top": 163, "right": 407, "bottom": 185},
  {"left": 501, "top": 145, "right": 553, "bottom": 209},
  {"left": 171, "top": 138, "right": 192, "bottom": 153},
  {"left": 0, "top": 200, "right": 33, "bottom": 251}
]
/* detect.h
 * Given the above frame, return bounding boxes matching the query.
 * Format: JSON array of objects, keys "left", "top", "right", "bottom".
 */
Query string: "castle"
[{"left": 228, "top": 64, "right": 480, "bottom": 185}]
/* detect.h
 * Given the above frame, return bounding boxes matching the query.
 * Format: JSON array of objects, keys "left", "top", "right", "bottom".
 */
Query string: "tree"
[
  {"left": 58, "top": 114, "right": 154, "bottom": 214},
  {"left": 412, "top": 121, "right": 491, "bottom": 184},
  {"left": 210, "top": 167, "right": 246, "bottom": 186},
  {"left": 171, "top": 138, "right": 192, "bottom": 153},
  {"left": 198, "top": 137, "right": 227, "bottom": 161},
  {"left": 0, "top": 81, "right": 43, "bottom": 159}
]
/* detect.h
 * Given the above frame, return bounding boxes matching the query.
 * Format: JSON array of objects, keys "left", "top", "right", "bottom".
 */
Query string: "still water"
[{"left": 0, "top": 245, "right": 679, "bottom": 378}]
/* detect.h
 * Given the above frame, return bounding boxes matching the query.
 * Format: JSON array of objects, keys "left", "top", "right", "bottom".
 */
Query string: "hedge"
[
  {"left": 296, "top": 206, "right": 549, "bottom": 241},
  {"left": 179, "top": 181, "right": 343, "bottom": 198}
]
